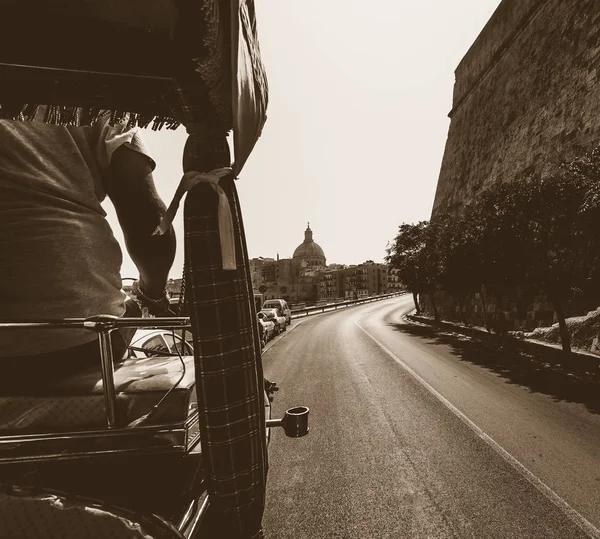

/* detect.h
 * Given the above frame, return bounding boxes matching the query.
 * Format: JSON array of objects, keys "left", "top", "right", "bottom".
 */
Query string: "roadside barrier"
[{"left": 290, "top": 292, "right": 407, "bottom": 319}]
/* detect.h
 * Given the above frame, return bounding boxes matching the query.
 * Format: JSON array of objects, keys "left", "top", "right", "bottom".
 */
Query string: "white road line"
[
  {"left": 262, "top": 317, "right": 311, "bottom": 353},
  {"left": 355, "top": 320, "right": 600, "bottom": 539}
]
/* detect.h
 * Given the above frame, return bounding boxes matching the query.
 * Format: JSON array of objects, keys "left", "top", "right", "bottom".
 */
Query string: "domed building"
[{"left": 293, "top": 223, "right": 326, "bottom": 268}]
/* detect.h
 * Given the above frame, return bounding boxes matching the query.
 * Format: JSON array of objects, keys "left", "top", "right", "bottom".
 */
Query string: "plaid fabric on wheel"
[{"left": 184, "top": 163, "right": 267, "bottom": 538}]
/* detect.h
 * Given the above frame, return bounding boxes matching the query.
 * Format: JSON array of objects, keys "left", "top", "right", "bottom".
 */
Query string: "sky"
[{"left": 104, "top": 0, "right": 502, "bottom": 280}]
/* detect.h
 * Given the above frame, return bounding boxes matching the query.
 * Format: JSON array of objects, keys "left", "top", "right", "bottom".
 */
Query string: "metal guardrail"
[{"left": 290, "top": 292, "right": 407, "bottom": 319}]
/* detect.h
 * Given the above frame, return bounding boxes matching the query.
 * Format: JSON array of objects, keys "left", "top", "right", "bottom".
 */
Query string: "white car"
[
  {"left": 257, "top": 313, "right": 276, "bottom": 345},
  {"left": 259, "top": 308, "right": 286, "bottom": 334},
  {"left": 262, "top": 299, "right": 291, "bottom": 325},
  {"left": 127, "top": 329, "right": 193, "bottom": 359}
]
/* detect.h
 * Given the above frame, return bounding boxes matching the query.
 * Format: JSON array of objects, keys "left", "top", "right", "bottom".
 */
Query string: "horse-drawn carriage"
[{"left": 0, "top": 1, "right": 308, "bottom": 537}]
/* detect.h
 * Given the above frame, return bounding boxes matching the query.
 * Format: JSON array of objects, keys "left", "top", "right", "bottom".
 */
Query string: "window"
[
  {"left": 164, "top": 333, "right": 193, "bottom": 355},
  {"left": 141, "top": 335, "right": 169, "bottom": 357}
]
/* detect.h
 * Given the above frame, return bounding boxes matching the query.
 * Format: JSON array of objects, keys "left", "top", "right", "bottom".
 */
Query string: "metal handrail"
[
  {"left": 0, "top": 315, "right": 190, "bottom": 429},
  {"left": 0, "top": 316, "right": 190, "bottom": 330},
  {"left": 290, "top": 292, "right": 406, "bottom": 319}
]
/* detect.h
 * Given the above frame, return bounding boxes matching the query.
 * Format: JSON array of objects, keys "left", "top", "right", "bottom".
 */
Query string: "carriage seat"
[
  {"left": 0, "top": 484, "right": 183, "bottom": 539},
  {"left": 0, "top": 355, "right": 197, "bottom": 434}
]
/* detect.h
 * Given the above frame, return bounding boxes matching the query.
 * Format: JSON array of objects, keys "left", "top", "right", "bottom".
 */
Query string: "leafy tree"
[
  {"left": 433, "top": 212, "right": 484, "bottom": 324},
  {"left": 562, "top": 145, "right": 600, "bottom": 213},
  {"left": 385, "top": 221, "right": 442, "bottom": 319},
  {"left": 468, "top": 174, "right": 589, "bottom": 352},
  {"left": 388, "top": 147, "right": 597, "bottom": 353},
  {"left": 425, "top": 183, "right": 527, "bottom": 330},
  {"left": 472, "top": 182, "right": 532, "bottom": 298},
  {"left": 561, "top": 145, "right": 600, "bottom": 303},
  {"left": 521, "top": 175, "right": 590, "bottom": 352}
]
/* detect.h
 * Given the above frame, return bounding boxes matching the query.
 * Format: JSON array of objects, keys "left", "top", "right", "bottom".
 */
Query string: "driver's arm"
[{"left": 104, "top": 145, "right": 176, "bottom": 299}]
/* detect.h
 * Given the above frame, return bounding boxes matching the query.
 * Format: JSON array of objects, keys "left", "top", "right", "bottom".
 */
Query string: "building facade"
[
  {"left": 341, "top": 261, "right": 388, "bottom": 299},
  {"left": 292, "top": 224, "right": 326, "bottom": 268},
  {"left": 250, "top": 226, "right": 390, "bottom": 306},
  {"left": 387, "top": 267, "right": 404, "bottom": 291},
  {"left": 317, "top": 269, "right": 345, "bottom": 301}
]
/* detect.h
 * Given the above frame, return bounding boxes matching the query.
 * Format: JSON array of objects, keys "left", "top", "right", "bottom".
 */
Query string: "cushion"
[{"left": 0, "top": 356, "right": 197, "bottom": 433}]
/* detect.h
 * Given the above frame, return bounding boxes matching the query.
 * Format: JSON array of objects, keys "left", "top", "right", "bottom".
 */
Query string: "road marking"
[
  {"left": 355, "top": 320, "right": 600, "bottom": 539},
  {"left": 262, "top": 317, "right": 311, "bottom": 353},
  {"left": 266, "top": 296, "right": 406, "bottom": 352}
]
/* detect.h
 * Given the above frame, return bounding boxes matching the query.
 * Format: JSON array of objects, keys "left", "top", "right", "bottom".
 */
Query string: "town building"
[
  {"left": 249, "top": 225, "right": 390, "bottom": 306},
  {"left": 292, "top": 223, "right": 326, "bottom": 268},
  {"left": 317, "top": 269, "right": 345, "bottom": 301},
  {"left": 341, "top": 261, "right": 388, "bottom": 299},
  {"left": 387, "top": 267, "right": 404, "bottom": 291}
]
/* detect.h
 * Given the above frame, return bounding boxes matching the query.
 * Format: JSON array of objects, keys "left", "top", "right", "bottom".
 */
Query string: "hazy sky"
[{"left": 105, "top": 0, "right": 502, "bottom": 281}]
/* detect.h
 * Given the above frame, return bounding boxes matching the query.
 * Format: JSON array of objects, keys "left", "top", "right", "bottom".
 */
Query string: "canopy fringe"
[{"left": 0, "top": 104, "right": 180, "bottom": 131}]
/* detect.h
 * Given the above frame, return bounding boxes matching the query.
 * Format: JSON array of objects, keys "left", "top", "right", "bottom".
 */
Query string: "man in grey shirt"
[{"left": 0, "top": 110, "right": 176, "bottom": 389}]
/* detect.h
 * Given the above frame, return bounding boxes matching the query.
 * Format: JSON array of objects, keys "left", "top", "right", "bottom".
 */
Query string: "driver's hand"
[{"left": 131, "top": 281, "right": 173, "bottom": 317}]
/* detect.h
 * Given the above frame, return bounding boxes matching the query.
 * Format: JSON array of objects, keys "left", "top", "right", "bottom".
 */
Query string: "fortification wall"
[{"left": 432, "top": 0, "right": 600, "bottom": 216}]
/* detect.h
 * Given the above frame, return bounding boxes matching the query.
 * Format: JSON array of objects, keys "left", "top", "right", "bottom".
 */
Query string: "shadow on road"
[{"left": 390, "top": 322, "right": 600, "bottom": 415}]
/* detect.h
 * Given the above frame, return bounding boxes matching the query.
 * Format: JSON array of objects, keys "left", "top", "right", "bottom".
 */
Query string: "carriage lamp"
[{"left": 266, "top": 406, "right": 309, "bottom": 437}]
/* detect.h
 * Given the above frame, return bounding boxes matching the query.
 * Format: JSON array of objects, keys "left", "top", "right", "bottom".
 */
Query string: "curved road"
[{"left": 262, "top": 295, "right": 600, "bottom": 539}]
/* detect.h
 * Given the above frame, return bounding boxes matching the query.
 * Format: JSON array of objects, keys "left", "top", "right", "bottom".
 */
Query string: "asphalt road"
[{"left": 261, "top": 295, "right": 600, "bottom": 539}]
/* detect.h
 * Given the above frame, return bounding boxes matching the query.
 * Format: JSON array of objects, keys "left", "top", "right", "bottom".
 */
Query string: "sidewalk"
[{"left": 405, "top": 312, "right": 600, "bottom": 375}]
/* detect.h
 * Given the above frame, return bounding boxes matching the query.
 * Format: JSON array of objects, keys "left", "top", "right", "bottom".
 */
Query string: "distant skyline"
[{"left": 103, "top": 0, "right": 503, "bottom": 279}]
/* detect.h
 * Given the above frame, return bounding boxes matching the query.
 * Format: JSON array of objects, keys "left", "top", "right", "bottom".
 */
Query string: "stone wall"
[
  {"left": 432, "top": 0, "right": 600, "bottom": 216},
  {"left": 419, "top": 291, "right": 552, "bottom": 331},
  {"left": 418, "top": 289, "right": 596, "bottom": 332}
]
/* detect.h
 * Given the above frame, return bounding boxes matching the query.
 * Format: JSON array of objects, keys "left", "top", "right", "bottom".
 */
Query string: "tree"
[
  {"left": 519, "top": 175, "right": 590, "bottom": 353},
  {"left": 385, "top": 221, "right": 441, "bottom": 319},
  {"left": 388, "top": 153, "right": 594, "bottom": 351},
  {"left": 468, "top": 174, "right": 589, "bottom": 352},
  {"left": 562, "top": 145, "right": 600, "bottom": 214},
  {"left": 562, "top": 145, "right": 600, "bottom": 303},
  {"left": 434, "top": 212, "right": 483, "bottom": 325}
]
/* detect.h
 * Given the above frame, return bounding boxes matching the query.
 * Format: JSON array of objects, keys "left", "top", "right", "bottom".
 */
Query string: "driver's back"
[{"left": 0, "top": 113, "right": 151, "bottom": 356}]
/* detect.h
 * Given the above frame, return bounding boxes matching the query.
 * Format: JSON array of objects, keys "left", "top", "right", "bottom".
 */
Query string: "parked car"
[
  {"left": 256, "top": 316, "right": 266, "bottom": 347},
  {"left": 257, "top": 313, "right": 276, "bottom": 346},
  {"left": 259, "top": 308, "right": 286, "bottom": 335},
  {"left": 127, "top": 329, "right": 193, "bottom": 359},
  {"left": 263, "top": 299, "right": 291, "bottom": 325}
]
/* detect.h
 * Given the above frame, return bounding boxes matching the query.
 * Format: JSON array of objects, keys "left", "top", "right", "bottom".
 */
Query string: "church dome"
[{"left": 293, "top": 224, "right": 326, "bottom": 266}]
